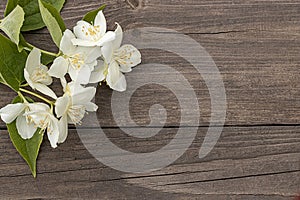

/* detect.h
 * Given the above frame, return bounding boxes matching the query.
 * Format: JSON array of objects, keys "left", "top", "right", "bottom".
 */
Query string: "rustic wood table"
[{"left": 0, "top": 0, "right": 300, "bottom": 199}]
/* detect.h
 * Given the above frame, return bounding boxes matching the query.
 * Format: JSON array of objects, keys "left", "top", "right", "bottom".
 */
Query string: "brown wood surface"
[{"left": 0, "top": 0, "right": 300, "bottom": 199}]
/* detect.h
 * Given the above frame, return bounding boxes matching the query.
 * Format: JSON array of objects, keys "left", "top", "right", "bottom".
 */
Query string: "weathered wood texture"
[
  {"left": 0, "top": 127, "right": 299, "bottom": 199},
  {"left": 0, "top": 0, "right": 299, "bottom": 199}
]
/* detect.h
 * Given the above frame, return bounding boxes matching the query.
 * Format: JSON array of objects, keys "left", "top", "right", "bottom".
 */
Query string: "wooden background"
[{"left": 0, "top": 0, "right": 300, "bottom": 199}]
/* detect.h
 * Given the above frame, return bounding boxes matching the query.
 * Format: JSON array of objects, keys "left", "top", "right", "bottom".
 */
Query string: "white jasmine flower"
[
  {"left": 90, "top": 23, "right": 141, "bottom": 92},
  {"left": 48, "top": 30, "right": 102, "bottom": 85},
  {"left": 0, "top": 102, "right": 61, "bottom": 139},
  {"left": 72, "top": 11, "right": 115, "bottom": 47},
  {"left": 55, "top": 82, "right": 98, "bottom": 143},
  {"left": 25, "top": 103, "right": 59, "bottom": 148},
  {"left": 24, "top": 48, "right": 57, "bottom": 99}
]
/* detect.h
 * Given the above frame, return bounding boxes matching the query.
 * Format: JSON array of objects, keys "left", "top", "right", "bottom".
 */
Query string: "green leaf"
[
  {"left": 7, "top": 96, "right": 44, "bottom": 178},
  {"left": 0, "top": 74, "right": 4, "bottom": 84},
  {"left": 5, "top": 0, "right": 65, "bottom": 32},
  {"left": 41, "top": 53, "right": 56, "bottom": 65},
  {"left": 83, "top": 5, "right": 106, "bottom": 24},
  {"left": 0, "top": 5, "right": 25, "bottom": 46},
  {"left": 18, "top": 33, "right": 29, "bottom": 52},
  {"left": 39, "top": 0, "right": 66, "bottom": 32},
  {"left": 4, "top": 0, "right": 18, "bottom": 16},
  {"left": 38, "top": 0, "right": 64, "bottom": 47},
  {"left": 0, "top": 33, "right": 28, "bottom": 92}
]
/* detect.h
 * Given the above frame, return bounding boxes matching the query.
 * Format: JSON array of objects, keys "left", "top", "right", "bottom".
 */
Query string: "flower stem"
[
  {"left": 17, "top": 91, "right": 28, "bottom": 103},
  {"left": 40, "top": 49, "right": 59, "bottom": 57},
  {"left": 25, "top": 42, "right": 59, "bottom": 57},
  {"left": 20, "top": 83, "right": 29, "bottom": 87},
  {"left": 19, "top": 88, "right": 54, "bottom": 105},
  {"left": 50, "top": 104, "right": 54, "bottom": 113}
]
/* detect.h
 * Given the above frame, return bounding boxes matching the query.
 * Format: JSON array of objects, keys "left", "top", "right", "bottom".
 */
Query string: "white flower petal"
[
  {"left": 0, "top": 103, "right": 26, "bottom": 123},
  {"left": 112, "top": 23, "right": 123, "bottom": 50},
  {"left": 58, "top": 115, "right": 68, "bottom": 144},
  {"left": 87, "top": 61, "right": 97, "bottom": 71},
  {"left": 85, "top": 47, "right": 102, "bottom": 64},
  {"left": 96, "top": 31, "right": 116, "bottom": 46},
  {"left": 116, "top": 44, "right": 142, "bottom": 73},
  {"left": 16, "top": 114, "right": 37, "bottom": 139},
  {"left": 89, "top": 60, "right": 106, "bottom": 83},
  {"left": 47, "top": 115, "right": 59, "bottom": 148},
  {"left": 60, "top": 29, "right": 76, "bottom": 55},
  {"left": 106, "top": 61, "right": 127, "bottom": 92},
  {"left": 119, "top": 64, "right": 132, "bottom": 73},
  {"left": 101, "top": 42, "right": 113, "bottom": 63},
  {"left": 69, "top": 65, "right": 91, "bottom": 85},
  {"left": 24, "top": 69, "right": 35, "bottom": 90},
  {"left": 74, "top": 46, "right": 92, "bottom": 55},
  {"left": 27, "top": 103, "right": 49, "bottom": 113},
  {"left": 48, "top": 56, "right": 68, "bottom": 79},
  {"left": 71, "top": 38, "right": 98, "bottom": 47},
  {"left": 85, "top": 102, "right": 98, "bottom": 112},
  {"left": 60, "top": 77, "right": 67, "bottom": 90},
  {"left": 94, "top": 11, "right": 107, "bottom": 36},
  {"left": 68, "top": 81, "right": 81, "bottom": 94},
  {"left": 40, "top": 65, "right": 53, "bottom": 86},
  {"left": 25, "top": 48, "right": 41, "bottom": 74},
  {"left": 72, "top": 86, "right": 96, "bottom": 105},
  {"left": 34, "top": 83, "right": 57, "bottom": 100},
  {"left": 55, "top": 95, "right": 70, "bottom": 118},
  {"left": 68, "top": 67, "right": 77, "bottom": 82}
]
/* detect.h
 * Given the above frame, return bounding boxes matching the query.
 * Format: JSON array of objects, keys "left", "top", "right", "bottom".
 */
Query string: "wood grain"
[
  {"left": 0, "top": 127, "right": 299, "bottom": 199},
  {"left": 0, "top": 0, "right": 299, "bottom": 199},
  {"left": 1, "top": 0, "right": 300, "bottom": 127}
]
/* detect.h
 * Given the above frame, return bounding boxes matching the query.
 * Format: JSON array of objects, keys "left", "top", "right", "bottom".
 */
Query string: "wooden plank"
[
  {"left": 0, "top": 126, "right": 299, "bottom": 199},
  {"left": 0, "top": 0, "right": 299, "bottom": 199},
  {"left": 0, "top": 0, "right": 300, "bottom": 127}
]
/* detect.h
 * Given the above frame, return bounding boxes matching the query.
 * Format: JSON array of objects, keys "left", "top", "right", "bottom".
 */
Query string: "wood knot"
[{"left": 125, "top": 0, "right": 141, "bottom": 10}]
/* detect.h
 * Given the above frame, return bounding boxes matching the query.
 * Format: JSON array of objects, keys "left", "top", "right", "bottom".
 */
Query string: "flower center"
[
  {"left": 81, "top": 25, "right": 102, "bottom": 41},
  {"left": 31, "top": 65, "right": 51, "bottom": 84},
  {"left": 36, "top": 114, "right": 49, "bottom": 129},
  {"left": 68, "top": 54, "right": 85, "bottom": 70},
  {"left": 88, "top": 26, "right": 98, "bottom": 36},
  {"left": 25, "top": 107, "right": 34, "bottom": 125},
  {"left": 68, "top": 105, "right": 86, "bottom": 125},
  {"left": 114, "top": 48, "right": 133, "bottom": 65}
]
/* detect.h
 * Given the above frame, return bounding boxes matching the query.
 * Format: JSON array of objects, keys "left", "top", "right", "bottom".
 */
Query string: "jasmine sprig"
[{"left": 0, "top": 0, "right": 142, "bottom": 178}]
